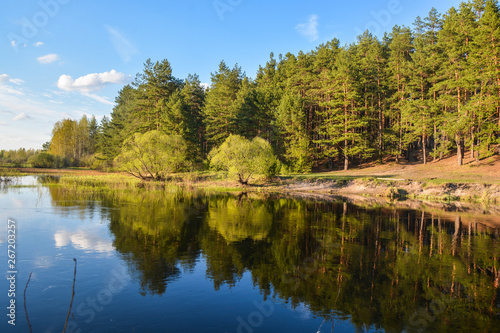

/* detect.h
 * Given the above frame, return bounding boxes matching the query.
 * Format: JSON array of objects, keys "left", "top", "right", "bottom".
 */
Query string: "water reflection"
[
  {"left": 54, "top": 230, "right": 114, "bottom": 253},
  {"left": 46, "top": 186, "right": 500, "bottom": 332},
  {"left": 207, "top": 194, "right": 272, "bottom": 242}
]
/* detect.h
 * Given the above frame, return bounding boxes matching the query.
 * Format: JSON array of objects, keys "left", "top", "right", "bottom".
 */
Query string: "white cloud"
[
  {"left": 200, "top": 83, "right": 210, "bottom": 90},
  {"left": 35, "top": 41, "right": 44, "bottom": 47},
  {"left": 9, "top": 78, "right": 24, "bottom": 85},
  {"left": 0, "top": 74, "right": 24, "bottom": 86},
  {"left": 0, "top": 122, "right": 7, "bottom": 126},
  {"left": 10, "top": 40, "right": 16, "bottom": 48},
  {"left": 105, "top": 25, "right": 138, "bottom": 63},
  {"left": 0, "top": 83, "right": 24, "bottom": 95},
  {"left": 0, "top": 86, "right": 55, "bottom": 118},
  {"left": 56, "top": 70, "right": 129, "bottom": 105},
  {"left": 82, "top": 93, "right": 114, "bottom": 105},
  {"left": 13, "top": 112, "right": 31, "bottom": 121},
  {"left": 57, "top": 69, "right": 129, "bottom": 93},
  {"left": 0, "top": 88, "right": 57, "bottom": 148},
  {"left": 295, "top": 15, "right": 319, "bottom": 42},
  {"left": 37, "top": 53, "right": 60, "bottom": 64},
  {"left": 48, "top": 89, "right": 65, "bottom": 97}
]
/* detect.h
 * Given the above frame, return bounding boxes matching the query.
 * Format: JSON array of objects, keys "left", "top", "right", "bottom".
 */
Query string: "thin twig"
[
  {"left": 317, "top": 283, "right": 342, "bottom": 333},
  {"left": 63, "top": 258, "right": 77, "bottom": 333},
  {"left": 317, "top": 317, "right": 327, "bottom": 333},
  {"left": 23, "top": 272, "right": 33, "bottom": 333}
]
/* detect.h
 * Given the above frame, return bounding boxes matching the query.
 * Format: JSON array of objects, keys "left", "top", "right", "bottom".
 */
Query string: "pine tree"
[
  {"left": 317, "top": 46, "right": 373, "bottom": 170},
  {"left": 275, "top": 92, "right": 312, "bottom": 172},
  {"left": 162, "top": 91, "right": 186, "bottom": 135},
  {"left": 181, "top": 74, "right": 206, "bottom": 157},
  {"left": 134, "top": 58, "right": 182, "bottom": 132},
  {"left": 254, "top": 53, "right": 282, "bottom": 146},
  {"left": 469, "top": 0, "right": 500, "bottom": 159},
  {"left": 423, "top": 8, "right": 445, "bottom": 161},
  {"left": 402, "top": 15, "right": 442, "bottom": 164},
  {"left": 233, "top": 77, "right": 258, "bottom": 138},
  {"left": 387, "top": 25, "right": 413, "bottom": 161},
  {"left": 88, "top": 116, "right": 98, "bottom": 155},
  {"left": 203, "top": 61, "right": 248, "bottom": 149},
  {"left": 354, "top": 31, "right": 388, "bottom": 159},
  {"left": 437, "top": 4, "right": 476, "bottom": 166}
]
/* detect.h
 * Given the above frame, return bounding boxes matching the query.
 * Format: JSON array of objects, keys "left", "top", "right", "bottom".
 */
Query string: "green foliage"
[
  {"left": 133, "top": 58, "right": 183, "bottom": 132},
  {"left": 0, "top": 148, "right": 37, "bottom": 167},
  {"left": 181, "top": 74, "right": 206, "bottom": 158},
  {"left": 208, "top": 135, "right": 277, "bottom": 184},
  {"left": 275, "top": 93, "right": 313, "bottom": 172},
  {"left": 48, "top": 115, "right": 98, "bottom": 166},
  {"left": 37, "top": 1, "right": 500, "bottom": 172},
  {"left": 203, "top": 61, "right": 260, "bottom": 149},
  {"left": 94, "top": 64, "right": 206, "bottom": 168},
  {"left": 114, "top": 131, "right": 189, "bottom": 181},
  {"left": 27, "top": 152, "right": 55, "bottom": 168}
]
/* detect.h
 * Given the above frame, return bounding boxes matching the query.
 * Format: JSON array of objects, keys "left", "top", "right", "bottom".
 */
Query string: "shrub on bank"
[
  {"left": 27, "top": 153, "right": 55, "bottom": 168},
  {"left": 209, "top": 135, "right": 278, "bottom": 185}
]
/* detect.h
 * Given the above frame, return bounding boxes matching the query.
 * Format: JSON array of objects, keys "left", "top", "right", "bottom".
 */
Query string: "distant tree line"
[
  {"left": 0, "top": 148, "right": 38, "bottom": 167},
  {"left": 40, "top": 1, "right": 499, "bottom": 173},
  {"left": 0, "top": 116, "right": 99, "bottom": 169}
]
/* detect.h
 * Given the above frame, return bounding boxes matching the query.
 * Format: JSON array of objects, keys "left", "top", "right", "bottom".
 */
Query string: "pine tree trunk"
[
  {"left": 470, "top": 130, "right": 475, "bottom": 160},
  {"left": 379, "top": 108, "right": 383, "bottom": 158},
  {"left": 344, "top": 94, "right": 348, "bottom": 171},
  {"left": 476, "top": 141, "right": 480, "bottom": 163},
  {"left": 456, "top": 134, "right": 463, "bottom": 166},
  {"left": 498, "top": 75, "right": 500, "bottom": 127},
  {"left": 433, "top": 124, "right": 437, "bottom": 161},
  {"left": 399, "top": 114, "right": 403, "bottom": 160},
  {"left": 422, "top": 133, "right": 427, "bottom": 165},
  {"left": 328, "top": 157, "right": 334, "bottom": 169}
]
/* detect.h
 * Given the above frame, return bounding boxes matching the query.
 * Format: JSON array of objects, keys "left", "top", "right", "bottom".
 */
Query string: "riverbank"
[
  {"left": 273, "top": 177, "right": 500, "bottom": 203},
  {"left": 1, "top": 153, "right": 499, "bottom": 204}
]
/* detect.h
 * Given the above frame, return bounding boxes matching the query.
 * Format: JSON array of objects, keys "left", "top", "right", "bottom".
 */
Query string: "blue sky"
[{"left": 1, "top": 0, "right": 462, "bottom": 150}]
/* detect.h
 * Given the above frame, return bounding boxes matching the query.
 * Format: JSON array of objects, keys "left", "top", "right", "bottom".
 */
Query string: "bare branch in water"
[
  {"left": 63, "top": 258, "right": 77, "bottom": 333},
  {"left": 23, "top": 272, "right": 33, "bottom": 333}
]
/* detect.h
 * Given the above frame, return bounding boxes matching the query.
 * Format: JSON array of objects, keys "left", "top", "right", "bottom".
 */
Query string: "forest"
[{"left": 7, "top": 1, "right": 499, "bottom": 174}]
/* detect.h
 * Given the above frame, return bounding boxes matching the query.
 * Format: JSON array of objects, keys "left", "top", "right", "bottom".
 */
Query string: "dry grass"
[
  {"left": 11, "top": 167, "right": 114, "bottom": 176},
  {"left": 313, "top": 154, "right": 500, "bottom": 184}
]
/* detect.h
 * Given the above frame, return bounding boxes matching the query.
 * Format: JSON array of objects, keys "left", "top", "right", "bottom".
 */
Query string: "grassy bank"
[{"left": 1, "top": 153, "right": 499, "bottom": 204}]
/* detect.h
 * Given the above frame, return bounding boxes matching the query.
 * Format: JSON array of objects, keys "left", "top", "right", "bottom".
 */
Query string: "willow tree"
[
  {"left": 209, "top": 135, "right": 277, "bottom": 184},
  {"left": 114, "top": 131, "right": 189, "bottom": 181}
]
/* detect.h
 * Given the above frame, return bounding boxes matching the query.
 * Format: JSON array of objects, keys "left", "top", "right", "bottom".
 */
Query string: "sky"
[{"left": 1, "top": 0, "right": 463, "bottom": 150}]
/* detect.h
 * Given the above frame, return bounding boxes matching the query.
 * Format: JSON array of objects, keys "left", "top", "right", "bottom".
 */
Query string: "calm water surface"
[{"left": 0, "top": 176, "right": 499, "bottom": 332}]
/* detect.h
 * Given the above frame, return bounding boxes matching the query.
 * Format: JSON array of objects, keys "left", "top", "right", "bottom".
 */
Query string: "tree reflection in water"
[{"left": 48, "top": 187, "right": 500, "bottom": 332}]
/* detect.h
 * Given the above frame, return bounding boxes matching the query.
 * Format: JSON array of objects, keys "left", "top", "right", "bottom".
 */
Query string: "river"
[{"left": 0, "top": 176, "right": 499, "bottom": 332}]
